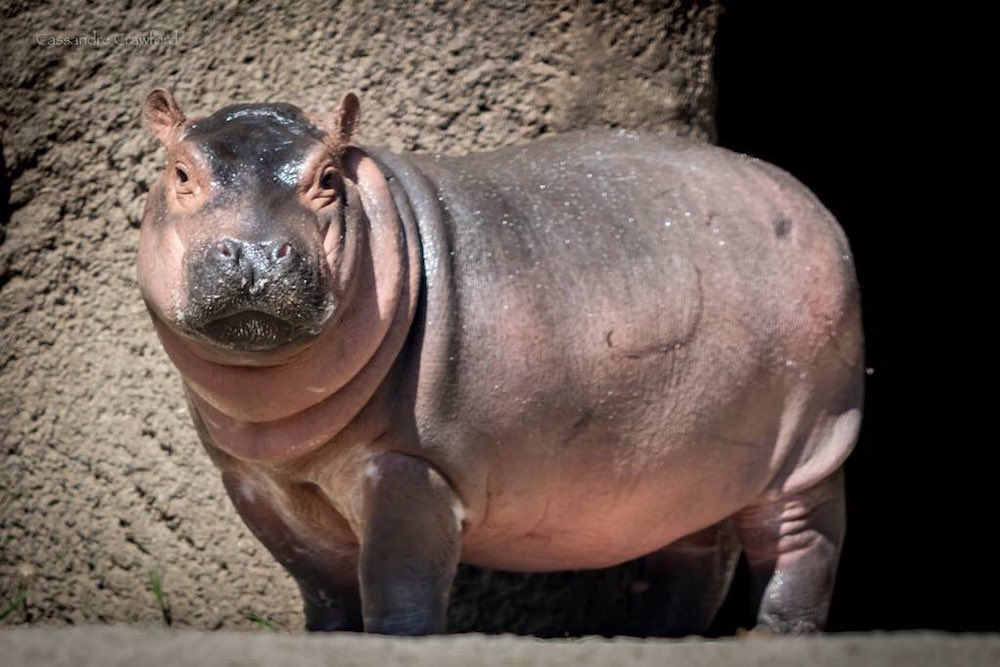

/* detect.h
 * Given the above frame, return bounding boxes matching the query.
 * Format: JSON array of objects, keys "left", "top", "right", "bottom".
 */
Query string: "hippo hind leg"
[
  {"left": 220, "top": 471, "right": 363, "bottom": 632},
  {"left": 735, "top": 468, "right": 846, "bottom": 633},
  {"left": 627, "top": 518, "right": 741, "bottom": 637}
]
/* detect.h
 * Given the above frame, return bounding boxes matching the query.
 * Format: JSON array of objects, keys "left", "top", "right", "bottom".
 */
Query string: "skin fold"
[{"left": 138, "top": 89, "right": 863, "bottom": 636}]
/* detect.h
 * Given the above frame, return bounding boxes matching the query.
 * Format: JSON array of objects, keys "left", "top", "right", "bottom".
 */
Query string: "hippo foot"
[
  {"left": 303, "top": 597, "right": 363, "bottom": 632},
  {"left": 736, "top": 470, "right": 847, "bottom": 633},
  {"left": 756, "top": 615, "right": 820, "bottom": 634}
]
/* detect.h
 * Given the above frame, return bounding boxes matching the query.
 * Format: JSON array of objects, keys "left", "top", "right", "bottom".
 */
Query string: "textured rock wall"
[{"left": 0, "top": 0, "right": 719, "bottom": 633}]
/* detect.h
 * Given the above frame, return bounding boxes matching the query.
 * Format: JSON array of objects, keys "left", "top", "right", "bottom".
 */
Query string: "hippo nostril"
[
  {"left": 274, "top": 242, "right": 293, "bottom": 262},
  {"left": 216, "top": 239, "right": 241, "bottom": 261}
]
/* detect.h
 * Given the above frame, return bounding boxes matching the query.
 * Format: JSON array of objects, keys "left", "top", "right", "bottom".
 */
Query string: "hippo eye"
[
  {"left": 172, "top": 162, "right": 198, "bottom": 198},
  {"left": 310, "top": 167, "right": 339, "bottom": 211},
  {"left": 319, "top": 167, "right": 337, "bottom": 192}
]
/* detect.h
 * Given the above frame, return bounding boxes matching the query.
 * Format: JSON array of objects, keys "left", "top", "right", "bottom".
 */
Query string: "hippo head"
[{"left": 138, "top": 88, "right": 363, "bottom": 361}]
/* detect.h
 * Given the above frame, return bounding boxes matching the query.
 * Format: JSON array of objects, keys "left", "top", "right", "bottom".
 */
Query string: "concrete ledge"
[{"left": 1, "top": 626, "right": 998, "bottom": 666}]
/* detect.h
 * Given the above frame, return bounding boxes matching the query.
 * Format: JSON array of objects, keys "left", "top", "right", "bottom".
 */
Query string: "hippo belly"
[{"left": 373, "top": 131, "right": 863, "bottom": 572}]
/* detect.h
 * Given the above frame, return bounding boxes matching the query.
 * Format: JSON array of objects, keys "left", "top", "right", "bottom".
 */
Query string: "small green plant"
[
  {"left": 247, "top": 613, "right": 275, "bottom": 631},
  {"left": 0, "top": 589, "right": 27, "bottom": 623},
  {"left": 148, "top": 569, "right": 172, "bottom": 627}
]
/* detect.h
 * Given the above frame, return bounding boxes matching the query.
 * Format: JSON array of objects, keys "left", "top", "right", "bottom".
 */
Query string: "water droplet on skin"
[
  {"left": 718, "top": 240, "right": 725, "bottom": 246},
  {"left": 539, "top": 184, "right": 546, "bottom": 190},
  {"left": 664, "top": 221, "right": 671, "bottom": 227}
]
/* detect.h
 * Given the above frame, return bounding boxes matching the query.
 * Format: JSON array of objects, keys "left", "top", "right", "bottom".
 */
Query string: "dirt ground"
[{"left": 1, "top": 0, "right": 722, "bottom": 634}]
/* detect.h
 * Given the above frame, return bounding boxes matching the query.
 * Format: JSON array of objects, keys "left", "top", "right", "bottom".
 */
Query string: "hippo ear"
[
  {"left": 315, "top": 92, "right": 360, "bottom": 152},
  {"left": 143, "top": 88, "right": 186, "bottom": 147},
  {"left": 334, "top": 92, "right": 360, "bottom": 144}
]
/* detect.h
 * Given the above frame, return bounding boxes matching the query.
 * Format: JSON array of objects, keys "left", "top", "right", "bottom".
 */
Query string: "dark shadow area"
[{"left": 713, "top": 2, "right": 993, "bottom": 632}]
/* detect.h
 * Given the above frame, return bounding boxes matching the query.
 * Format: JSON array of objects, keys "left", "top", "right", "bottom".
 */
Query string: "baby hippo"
[{"left": 138, "top": 88, "right": 863, "bottom": 635}]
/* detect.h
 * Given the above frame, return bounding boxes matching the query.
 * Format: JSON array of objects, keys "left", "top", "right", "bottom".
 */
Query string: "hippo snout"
[
  {"left": 211, "top": 237, "right": 297, "bottom": 294},
  {"left": 182, "top": 237, "right": 332, "bottom": 351}
]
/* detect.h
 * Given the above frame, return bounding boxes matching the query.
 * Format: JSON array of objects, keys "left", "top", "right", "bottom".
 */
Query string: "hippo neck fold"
[{"left": 170, "top": 151, "right": 424, "bottom": 462}]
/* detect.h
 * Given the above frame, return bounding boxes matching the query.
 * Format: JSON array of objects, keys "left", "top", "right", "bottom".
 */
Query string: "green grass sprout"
[
  {"left": 0, "top": 589, "right": 27, "bottom": 622},
  {"left": 148, "top": 568, "right": 172, "bottom": 627},
  {"left": 247, "top": 613, "right": 276, "bottom": 631}
]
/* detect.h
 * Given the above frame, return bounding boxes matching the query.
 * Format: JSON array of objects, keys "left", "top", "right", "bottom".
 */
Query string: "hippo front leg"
[
  {"left": 359, "top": 452, "right": 463, "bottom": 635},
  {"left": 735, "top": 469, "right": 846, "bottom": 633},
  {"left": 219, "top": 471, "right": 363, "bottom": 632}
]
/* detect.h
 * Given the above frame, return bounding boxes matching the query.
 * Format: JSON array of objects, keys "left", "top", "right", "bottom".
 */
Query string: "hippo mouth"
[{"left": 199, "top": 310, "right": 303, "bottom": 351}]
